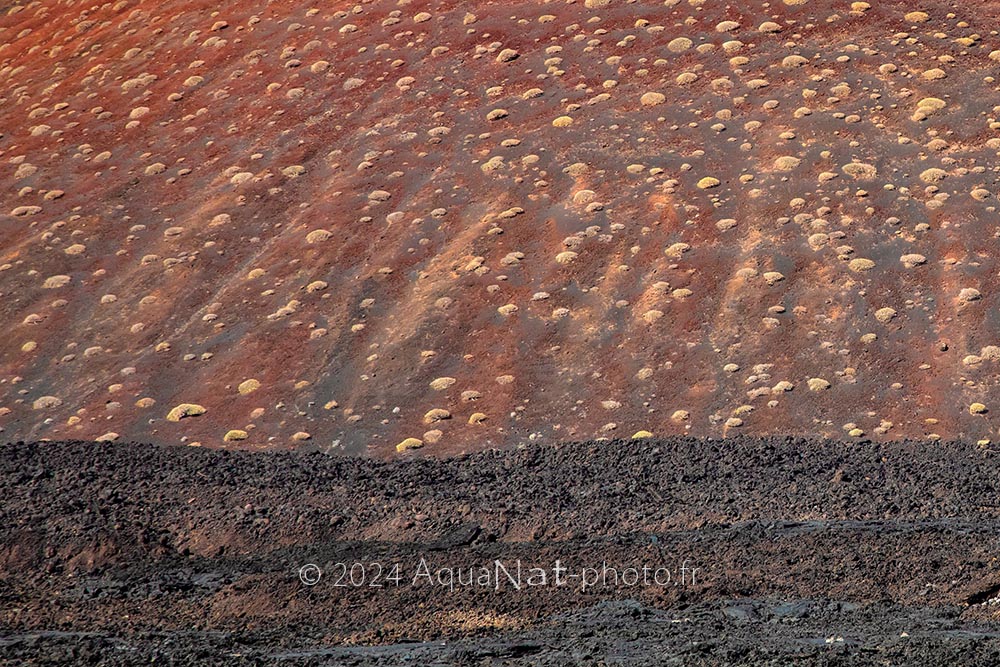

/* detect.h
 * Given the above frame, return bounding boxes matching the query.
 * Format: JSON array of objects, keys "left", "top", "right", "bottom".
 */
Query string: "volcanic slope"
[{"left": 4, "top": 0, "right": 1000, "bottom": 454}]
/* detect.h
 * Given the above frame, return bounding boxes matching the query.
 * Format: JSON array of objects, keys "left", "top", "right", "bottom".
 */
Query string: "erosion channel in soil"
[{"left": 5, "top": 436, "right": 1000, "bottom": 665}]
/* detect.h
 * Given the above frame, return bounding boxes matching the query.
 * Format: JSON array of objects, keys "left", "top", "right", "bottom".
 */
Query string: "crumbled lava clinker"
[{"left": 5, "top": 437, "right": 1000, "bottom": 664}]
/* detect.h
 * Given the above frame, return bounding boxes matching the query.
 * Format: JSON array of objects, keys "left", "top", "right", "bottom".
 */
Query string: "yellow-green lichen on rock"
[
  {"left": 166, "top": 403, "right": 206, "bottom": 421},
  {"left": 396, "top": 437, "right": 424, "bottom": 453},
  {"left": 238, "top": 379, "right": 261, "bottom": 395}
]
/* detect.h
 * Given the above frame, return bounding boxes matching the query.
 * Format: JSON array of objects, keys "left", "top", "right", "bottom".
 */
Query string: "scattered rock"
[
  {"left": 238, "top": 379, "right": 261, "bottom": 395},
  {"left": 167, "top": 404, "right": 207, "bottom": 422},
  {"left": 396, "top": 437, "right": 424, "bottom": 452},
  {"left": 32, "top": 396, "right": 62, "bottom": 410}
]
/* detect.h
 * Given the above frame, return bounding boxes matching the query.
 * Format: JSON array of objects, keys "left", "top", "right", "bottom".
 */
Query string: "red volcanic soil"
[{"left": 3, "top": 0, "right": 1000, "bottom": 455}]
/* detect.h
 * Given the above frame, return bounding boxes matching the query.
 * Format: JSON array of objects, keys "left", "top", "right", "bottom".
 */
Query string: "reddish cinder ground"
[{"left": 3, "top": 0, "right": 1000, "bottom": 456}]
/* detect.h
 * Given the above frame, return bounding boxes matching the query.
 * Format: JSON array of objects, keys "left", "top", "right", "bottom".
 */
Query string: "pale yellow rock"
[
  {"left": 874, "top": 307, "right": 897, "bottom": 323},
  {"left": 238, "top": 379, "right": 261, "bottom": 395},
  {"left": 919, "top": 168, "right": 947, "bottom": 183},
  {"left": 33, "top": 396, "right": 62, "bottom": 410},
  {"left": 396, "top": 437, "right": 424, "bottom": 452},
  {"left": 773, "top": 156, "right": 801, "bottom": 171},
  {"left": 807, "top": 378, "right": 831, "bottom": 391},
  {"left": 424, "top": 408, "right": 452, "bottom": 423},
  {"left": 306, "top": 229, "right": 332, "bottom": 244},
  {"left": 430, "top": 377, "right": 456, "bottom": 391},
  {"left": 640, "top": 92, "right": 665, "bottom": 106},
  {"left": 496, "top": 48, "right": 519, "bottom": 63},
  {"left": 42, "top": 275, "right": 71, "bottom": 289},
  {"left": 167, "top": 403, "right": 206, "bottom": 421},
  {"left": 665, "top": 243, "right": 690, "bottom": 258},
  {"left": 11, "top": 205, "right": 42, "bottom": 217},
  {"left": 841, "top": 163, "right": 877, "bottom": 179},
  {"left": 667, "top": 37, "right": 692, "bottom": 53}
]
